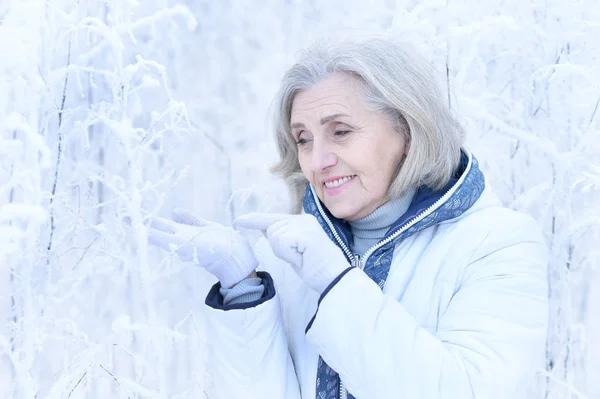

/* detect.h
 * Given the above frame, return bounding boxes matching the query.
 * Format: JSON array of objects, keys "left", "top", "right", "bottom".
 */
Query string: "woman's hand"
[
  {"left": 148, "top": 208, "right": 258, "bottom": 288},
  {"left": 234, "top": 213, "right": 350, "bottom": 294}
]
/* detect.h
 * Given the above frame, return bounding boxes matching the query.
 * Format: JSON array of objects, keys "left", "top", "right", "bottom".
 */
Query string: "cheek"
[
  {"left": 361, "top": 166, "right": 390, "bottom": 193},
  {"left": 362, "top": 143, "right": 402, "bottom": 189}
]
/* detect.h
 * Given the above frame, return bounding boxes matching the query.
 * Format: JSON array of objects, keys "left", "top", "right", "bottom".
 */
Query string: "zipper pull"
[{"left": 352, "top": 254, "right": 361, "bottom": 269}]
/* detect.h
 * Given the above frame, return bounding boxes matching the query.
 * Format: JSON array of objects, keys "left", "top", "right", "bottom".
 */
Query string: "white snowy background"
[{"left": 0, "top": 0, "right": 599, "bottom": 398}]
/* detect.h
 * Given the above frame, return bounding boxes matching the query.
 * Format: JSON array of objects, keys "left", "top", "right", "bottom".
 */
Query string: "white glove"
[
  {"left": 234, "top": 213, "right": 350, "bottom": 294},
  {"left": 148, "top": 208, "right": 258, "bottom": 288}
]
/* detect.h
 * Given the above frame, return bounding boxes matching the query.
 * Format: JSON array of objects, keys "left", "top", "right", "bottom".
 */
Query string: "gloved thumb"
[
  {"left": 172, "top": 208, "right": 212, "bottom": 227},
  {"left": 234, "top": 213, "right": 290, "bottom": 233}
]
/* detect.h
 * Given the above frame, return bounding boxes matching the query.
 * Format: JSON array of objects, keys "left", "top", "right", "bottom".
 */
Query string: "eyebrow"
[{"left": 290, "top": 113, "right": 350, "bottom": 129}]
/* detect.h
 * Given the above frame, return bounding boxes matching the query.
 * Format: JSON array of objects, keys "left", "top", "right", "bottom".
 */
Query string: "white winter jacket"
[{"left": 203, "top": 150, "right": 549, "bottom": 399}]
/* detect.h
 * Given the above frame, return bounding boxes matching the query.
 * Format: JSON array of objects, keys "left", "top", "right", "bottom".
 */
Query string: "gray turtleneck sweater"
[
  {"left": 347, "top": 188, "right": 416, "bottom": 256},
  {"left": 220, "top": 188, "right": 416, "bottom": 305}
]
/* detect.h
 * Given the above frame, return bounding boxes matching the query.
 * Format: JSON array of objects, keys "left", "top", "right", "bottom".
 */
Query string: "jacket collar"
[{"left": 303, "top": 149, "right": 486, "bottom": 262}]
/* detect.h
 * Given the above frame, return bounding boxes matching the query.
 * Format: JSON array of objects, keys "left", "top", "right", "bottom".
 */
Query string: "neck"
[{"left": 348, "top": 188, "right": 416, "bottom": 255}]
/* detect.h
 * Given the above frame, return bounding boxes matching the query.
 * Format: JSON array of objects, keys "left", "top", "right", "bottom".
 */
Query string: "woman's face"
[{"left": 291, "top": 73, "right": 407, "bottom": 221}]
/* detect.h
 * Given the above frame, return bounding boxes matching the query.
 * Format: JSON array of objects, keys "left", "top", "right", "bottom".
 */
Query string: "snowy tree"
[{"left": 0, "top": 0, "right": 598, "bottom": 397}]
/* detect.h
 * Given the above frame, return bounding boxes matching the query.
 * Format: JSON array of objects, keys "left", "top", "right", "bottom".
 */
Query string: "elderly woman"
[{"left": 148, "top": 37, "right": 549, "bottom": 398}]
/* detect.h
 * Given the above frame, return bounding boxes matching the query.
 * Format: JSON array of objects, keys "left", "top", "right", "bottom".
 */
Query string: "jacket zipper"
[
  {"left": 309, "top": 175, "right": 464, "bottom": 270},
  {"left": 309, "top": 153, "right": 470, "bottom": 399},
  {"left": 331, "top": 188, "right": 456, "bottom": 399},
  {"left": 340, "top": 379, "right": 348, "bottom": 399},
  {"left": 309, "top": 185, "right": 355, "bottom": 262}
]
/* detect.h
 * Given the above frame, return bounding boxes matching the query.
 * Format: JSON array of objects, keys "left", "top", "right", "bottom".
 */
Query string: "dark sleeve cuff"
[
  {"left": 205, "top": 271, "right": 276, "bottom": 311},
  {"left": 305, "top": 266, "right": 355, "bottom": 333}
]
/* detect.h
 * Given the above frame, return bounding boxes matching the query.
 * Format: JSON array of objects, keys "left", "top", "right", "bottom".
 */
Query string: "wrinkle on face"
[{"left": 291, "top": 73, "right": 406, "bottom": 221}]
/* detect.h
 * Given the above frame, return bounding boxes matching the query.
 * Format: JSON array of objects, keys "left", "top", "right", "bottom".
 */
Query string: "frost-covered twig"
[
  {"left": 46, "top": 31, "right": 73, "bottom": 259},
  {"left": 67, "top": 370, "right": 87, "bottom": 398}
]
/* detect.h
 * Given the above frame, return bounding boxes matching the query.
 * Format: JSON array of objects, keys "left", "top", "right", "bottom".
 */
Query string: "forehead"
[{"left": 291, "top": 73, "right": 363, "bottom": 122}]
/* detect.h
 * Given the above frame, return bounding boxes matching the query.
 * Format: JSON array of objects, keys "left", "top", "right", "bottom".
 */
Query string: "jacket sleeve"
[
  {"left": 305, "top": 216, "right": 549, "bottom": 399},
  {"left": 204, "top": 271, "right": 301, "bottom": 399}
]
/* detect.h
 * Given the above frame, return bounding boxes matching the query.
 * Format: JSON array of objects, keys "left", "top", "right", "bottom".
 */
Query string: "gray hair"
[{"left": 271, "top": 36, "right": 465, "bottom": 214}]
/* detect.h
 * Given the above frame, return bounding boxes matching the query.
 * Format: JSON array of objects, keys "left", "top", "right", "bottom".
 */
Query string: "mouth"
[{"left": 322, "top": 175, "right": 357, "bottom": 196}]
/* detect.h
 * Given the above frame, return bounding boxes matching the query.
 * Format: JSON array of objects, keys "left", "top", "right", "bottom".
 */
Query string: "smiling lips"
[
  {"left": 324, "top": 175, "right": 355, "bottom": 188},
  {"left": 322, "top": 175, "right": 356, "bottom": 195}
]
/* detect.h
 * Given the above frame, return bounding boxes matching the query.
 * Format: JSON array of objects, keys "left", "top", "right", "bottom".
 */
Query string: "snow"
[{"left": 0, "top": 0, "right": 599, "bottom": 398}]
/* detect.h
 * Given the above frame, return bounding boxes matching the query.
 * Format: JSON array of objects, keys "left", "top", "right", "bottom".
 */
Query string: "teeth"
[{"left": 324, "top": 175, "right": 354, "bottom": 188}]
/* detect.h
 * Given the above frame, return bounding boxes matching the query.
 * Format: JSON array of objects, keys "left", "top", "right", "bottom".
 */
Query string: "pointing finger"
[
  {"left": 149, "top": 216, "right": 177, "bottom": 234},
  {"left": 148, "top": 227, "right": 183, "bottom": 252},
  {"left": 172, "top": 208, "right": 213, "bottom": 227},
  {"left": 233, "top": 213, "right": 290, "bottom": 232}
]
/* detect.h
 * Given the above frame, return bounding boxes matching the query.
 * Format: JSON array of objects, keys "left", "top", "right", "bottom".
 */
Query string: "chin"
[{"left": 326, "top": 202, "right": 361, "bottom": 221}]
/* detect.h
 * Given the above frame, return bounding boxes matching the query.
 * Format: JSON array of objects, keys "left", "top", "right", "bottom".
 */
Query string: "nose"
[{"left": 311, "top": 138, "right": 337, "bottom": 172}]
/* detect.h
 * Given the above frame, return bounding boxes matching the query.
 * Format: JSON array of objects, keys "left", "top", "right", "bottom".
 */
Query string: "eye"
[
  {"left": 334, "top": 130, "right": 350, "bottom": 137},
  {"left": 295, "top": 131, "right": 310, "bottom": 146}
]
